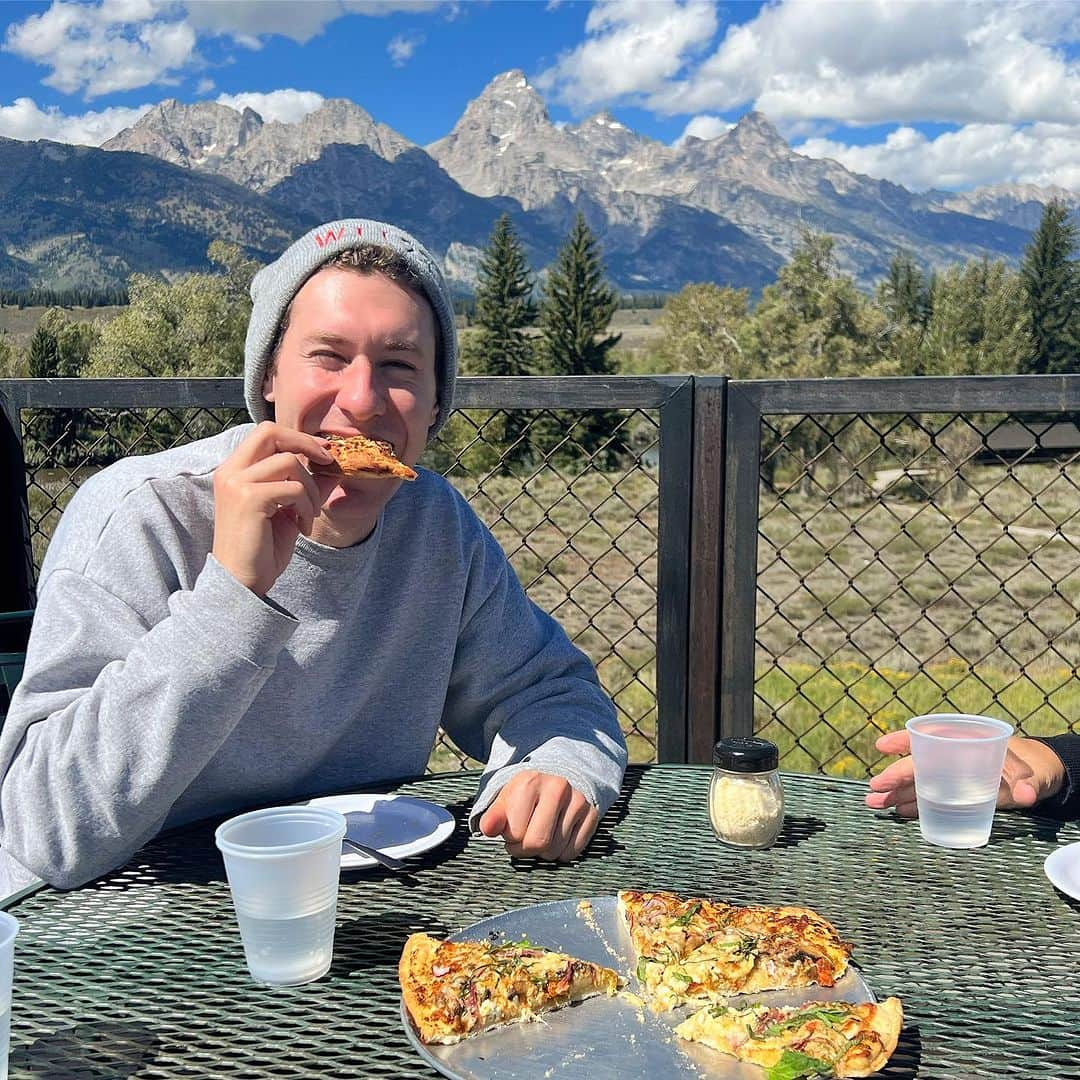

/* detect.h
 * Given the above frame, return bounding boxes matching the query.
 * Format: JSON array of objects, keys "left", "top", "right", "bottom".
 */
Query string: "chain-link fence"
[
  {"left": 7, "top": 375, "right": 1078, "bottom": 779},
  {"left": 708, "top": 377, "right": 1080, "bottom": 780},
  {"left": 3, "top": 378, "right": 694, "bottom": 770}
]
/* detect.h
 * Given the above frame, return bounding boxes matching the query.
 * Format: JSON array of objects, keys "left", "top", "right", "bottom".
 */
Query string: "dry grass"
[{"left": 0, "top": 305, "right": 124, "bottom": 350}]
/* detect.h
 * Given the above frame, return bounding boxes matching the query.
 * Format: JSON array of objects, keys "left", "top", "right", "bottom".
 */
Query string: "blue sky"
[{"left": 1, "top": 1, "right": 1078, "bottom": 192}]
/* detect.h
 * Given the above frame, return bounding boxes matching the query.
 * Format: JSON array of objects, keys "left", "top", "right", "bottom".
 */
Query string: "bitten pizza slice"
[
  {"left": 315, "top": 433, "right": 417, "bottom": 480},
  {"left": 674, "top": 997, "right": 903, "bottom": 1079},
  {"left": 618, "top": 890, "right": 852, "bottom": 1011},
  {"left": 399, "top": 932, "right": 621, "bottom": 1044}
]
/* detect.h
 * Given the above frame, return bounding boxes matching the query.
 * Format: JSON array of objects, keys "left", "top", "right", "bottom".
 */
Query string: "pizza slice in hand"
[
  {"left": 315, "top": 433, "right": 417, "bottom": 481},
  {"left": 675, "top": 997, "right": 903, "bottom": 1079},
  {"left": 399, "top": 933, "right": 621, "bottom": 1044}
]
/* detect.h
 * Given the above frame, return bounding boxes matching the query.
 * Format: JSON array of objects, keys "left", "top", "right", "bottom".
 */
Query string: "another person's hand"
[
  {"left": 212, "top": 422, "right": 334, "bottom": 596},
  {"left": 478, "top": 770, "right": 599, "bottom": 862},
  {"left": 865, "top": 731, "right": 1066, "bottom": 817}
]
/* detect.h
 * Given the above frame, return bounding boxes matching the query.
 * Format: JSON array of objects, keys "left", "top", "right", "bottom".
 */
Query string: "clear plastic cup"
[
  {"left": 0, "top": 911, "right": 18, "bottom": 1080},
  {"left": 215, "top": 805, "right": 346, "bottom": 985},
  {"left": 906, "top": 713, "right": 1014, "bottom": 849}
]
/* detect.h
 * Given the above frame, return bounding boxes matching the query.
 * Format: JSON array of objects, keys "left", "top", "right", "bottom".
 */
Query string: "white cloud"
[
  {"left": 2, "top": 0, "right": 451, "bottom": 97},
  {"left": 541, "top": 0, "right": 1080, "bottom": 127},
  {"left": 184, "top": 1, "right": 346, "bottom": 46},
  {"left": 674, "top": 114, "right": 732, "bottom": 146},
  {"left": 0, "top": 97, "right": 154, "bottom": 144},
  {"left": 195, "top": 76, "right": 215, "bottom": 94},
  {"left": 215, "top": 89, "right": 326, "bottom": 125},
  {"left": 184, "top": 0, "right": 446, "bottom": 45},
  {"left": 3, "top": 0, "right": 198, "bottom": 98},
  {"left": 797, "top": 123, "right": 1080, "bottom": 192},
  {"left": 387, "top": 32, "right": 423, "bottom": 67},
  {"left": 536, "top": 0, "right": 717, "bottom": 110}
]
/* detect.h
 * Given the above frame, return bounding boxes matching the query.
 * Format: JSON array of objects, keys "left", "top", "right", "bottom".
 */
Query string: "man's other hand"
[
  {"left": 865, "top": 731, "right": 1067, "bottom": 817},
  {"left": 478, "top": 771, "right": 599, "bottom": 862},
  {"left": 212, "top": 422, "right": 334, "bottom": 596}
]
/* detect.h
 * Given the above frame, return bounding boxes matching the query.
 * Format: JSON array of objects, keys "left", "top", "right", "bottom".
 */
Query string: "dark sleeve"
[{"left": 1029, "top": 735, "right": 1080, "bottom": 821}]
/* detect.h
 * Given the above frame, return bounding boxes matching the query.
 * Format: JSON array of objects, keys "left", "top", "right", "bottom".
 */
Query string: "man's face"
[{"left": 263, "top": 267, "right": 439, "bottom": 539}]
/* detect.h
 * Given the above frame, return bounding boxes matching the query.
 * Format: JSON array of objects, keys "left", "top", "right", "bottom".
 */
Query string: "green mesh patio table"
[{"left": 4, "top": 765, "right": 1079, "bottom": 1078}]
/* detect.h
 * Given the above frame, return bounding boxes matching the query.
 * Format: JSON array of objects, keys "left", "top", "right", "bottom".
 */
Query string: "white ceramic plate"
[
  {"left": 1044, "top": 840, "right": 1080, "bottom": 901},
  {"left": 306, "top": 793, "right": 455, "bottom": 869}
]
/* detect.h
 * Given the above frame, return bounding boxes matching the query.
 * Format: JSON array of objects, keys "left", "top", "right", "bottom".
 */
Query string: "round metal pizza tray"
[{"left": 400, "top": 895, "right": 877, "bottom": 1080}]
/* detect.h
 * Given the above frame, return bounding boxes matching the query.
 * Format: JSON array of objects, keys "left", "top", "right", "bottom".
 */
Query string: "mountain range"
[{"left": 0, "top": 69, "right": 1076, "bottom": 295}]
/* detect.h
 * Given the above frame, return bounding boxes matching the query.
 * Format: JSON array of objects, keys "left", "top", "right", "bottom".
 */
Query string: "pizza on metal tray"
[
  {"left": 398, "top": 893, "right": 899, "bottom": 1078},
  {"left": 617, "top": 889, "right": 854, "bottom": 1013},
  {"left": 675, "top": 997, "right": 903, "bottom": 1079},
  {"left": 399, "top": 932, "right": 620, "bottom": 1045}
]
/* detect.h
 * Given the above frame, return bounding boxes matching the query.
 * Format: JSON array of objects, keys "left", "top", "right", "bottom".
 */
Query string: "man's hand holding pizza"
[
  {"left": 479, "top": 771, "right": 599, "bottom": 862},
  {"left": 212, "top": 422, "right": 335, "bottom": 596}
]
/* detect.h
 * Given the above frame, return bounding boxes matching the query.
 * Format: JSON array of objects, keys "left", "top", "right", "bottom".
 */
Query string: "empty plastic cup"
[
  {"left": 0, "top": 911, "right": 17, "bottom": 1080},
  {"left": 906, "top": 713, "right": 1013, "bottom": 849},
  {"left": 215, "top": 805, "right": 346, "bottom": 985}
]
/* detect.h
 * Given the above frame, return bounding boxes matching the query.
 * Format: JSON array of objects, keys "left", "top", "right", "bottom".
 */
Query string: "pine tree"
[
  {"left": 460, "top": 215, "right": 537, "bottom": 470},
  {"left": 27, "top": 321, "right": 60, "bottom": 379},
  {"left": 879, "top": 250, "right": 931, "bottom": 326},
  {"left": 537, "top": 213, "right": 622, "bottom": 467},
  {"left": 1020, "top": 199, "right": 1080, "bottom": 375},
  {"left": 877, "top": 250, "right": 933, "bottom": 375},
  {"left": 465, "top": 215, "right": 536, "bottom": 375},
  {"left": 538, "top": 213, "right": 621, "bottom": 377},
  {"left": 922, "top": 258, "right": 1032, "bottom": 375}
]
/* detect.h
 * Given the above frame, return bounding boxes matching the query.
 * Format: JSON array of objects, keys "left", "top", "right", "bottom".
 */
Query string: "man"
[
  {"left": 866, "top": 731, "right": 1080, "bottom": 820},
  {"left": 0, "top": 218, "right": 627, "bottom": 891}
]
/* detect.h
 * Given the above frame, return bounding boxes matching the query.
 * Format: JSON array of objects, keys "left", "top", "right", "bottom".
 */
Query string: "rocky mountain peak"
[
  {"left": 456, "top": 68, "right": 553, "bottom": 133},
  {"left": 103, "top": 99, "right": 265, "bottom": 167},
  {"left": 424, "top": 69, "right": 570, "bottom": 204},
  {"left": 724, "top": 110, "right": 788, "bottom": 155},
  {"left": 589, "top": 110, "right": 627, "bottom": 131},
  {"left": 103, "top": 95, "right": 416, "bottom": 191},
  {"left": 286, "top": 97, "right": 414, "bottom": 160},
  {"left": 570, "top": 109, "right": 659, "bottom": 171}
]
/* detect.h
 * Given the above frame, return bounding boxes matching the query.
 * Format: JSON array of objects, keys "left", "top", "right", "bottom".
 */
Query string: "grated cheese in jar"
[
  {"left": 710, "top": 774, "right": 782, "bottom": 846},
  {"left": 708, "top": 737, "right": 784, "bottom": 848}
]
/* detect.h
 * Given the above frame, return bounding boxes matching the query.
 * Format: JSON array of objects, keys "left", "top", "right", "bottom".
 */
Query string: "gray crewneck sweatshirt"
[{"left": 0, "top": 426, "right": 626, "bottom": 889}]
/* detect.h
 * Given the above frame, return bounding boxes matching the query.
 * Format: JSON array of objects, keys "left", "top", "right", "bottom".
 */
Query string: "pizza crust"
[
  {"left": 835, "top": 996, "right": 904, "bottom": 1077},
  {"left": 400, "top": 933, "right": 453, "bottom": 1044}
]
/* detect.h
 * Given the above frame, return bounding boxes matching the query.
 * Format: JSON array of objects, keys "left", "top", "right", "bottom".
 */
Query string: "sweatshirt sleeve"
[
  {"left": 1030, "top": 734, "right": 1080, "bottom": 821},
  {"left": 0, "top": 554, "right": 297, "bottom": 889},
  {"left": 438, "top": 526, "right": 627, "bottom": 829}
]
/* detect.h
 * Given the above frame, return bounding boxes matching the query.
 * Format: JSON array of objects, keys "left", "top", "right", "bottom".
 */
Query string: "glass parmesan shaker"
[{"left": 709, "top": 737, "right": 784, "bottom": 849}]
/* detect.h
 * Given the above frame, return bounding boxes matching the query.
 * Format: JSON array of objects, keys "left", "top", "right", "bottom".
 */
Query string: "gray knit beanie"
[{"left": 243, "top": 218, "right": 457, "bottom": 436}]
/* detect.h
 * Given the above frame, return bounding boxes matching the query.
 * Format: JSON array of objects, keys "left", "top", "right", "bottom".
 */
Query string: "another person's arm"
[
  {"left": 439, "top": 528, "right": 627, "bottom": 862},
  {"left": 866, "top": 731, "right": 1080, "bottom": 820},
  {"left": 0, "top": 425, "right": 332, "bottom": 888}
]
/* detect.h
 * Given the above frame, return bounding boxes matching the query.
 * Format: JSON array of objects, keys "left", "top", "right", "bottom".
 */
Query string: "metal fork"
[{"left": 342, "top": 836, "right": 407, "bottom": 871}]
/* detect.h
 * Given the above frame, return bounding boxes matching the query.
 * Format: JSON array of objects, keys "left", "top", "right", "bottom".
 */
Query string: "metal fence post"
[
  {"left": 655, "top": 377, "right": 694, "bottom": 762},
  {"left": 0, "top": 386, "right": 34, "bottom": 612},
  {"left": 718, "top": 382, "right": 762, "bottom": 739},
  {"left": 686, "top": 377, "right": 726, "bottom": 761}
]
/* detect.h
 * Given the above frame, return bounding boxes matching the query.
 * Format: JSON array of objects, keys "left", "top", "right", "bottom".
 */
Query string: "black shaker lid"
[{"left": 712, "top": 737, "right": 779, "bottom": 772}]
